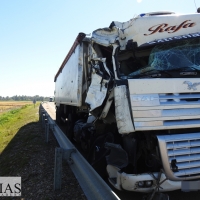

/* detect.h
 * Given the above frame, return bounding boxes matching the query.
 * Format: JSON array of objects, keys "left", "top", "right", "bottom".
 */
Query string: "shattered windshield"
[{"left": 127, "top": 38, "right": 200, "bottom": 78}]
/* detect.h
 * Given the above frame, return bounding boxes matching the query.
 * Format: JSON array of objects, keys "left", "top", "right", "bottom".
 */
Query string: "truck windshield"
[{"left": 127, "top": 38, "right": 200, "bottom": 78}]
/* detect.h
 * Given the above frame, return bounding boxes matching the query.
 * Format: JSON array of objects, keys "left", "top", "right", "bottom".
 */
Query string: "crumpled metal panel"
[
  {"left": 114, "top": 85, "right": 135, "bottom": 134},
  {"left": 92, "top": 27, "right": 119, "bottom": 47},
  {"left": 85, "top": 72, "right": 108, "bottom": 111}
]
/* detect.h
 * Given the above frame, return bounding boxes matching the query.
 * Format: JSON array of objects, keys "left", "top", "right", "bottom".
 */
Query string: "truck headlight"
[{"left": 137, "top": 180, "right": 153, "bottom": 188}]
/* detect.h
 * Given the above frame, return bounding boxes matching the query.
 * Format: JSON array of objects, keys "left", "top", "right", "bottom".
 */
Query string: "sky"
[{"left": 1, "top": 0, "right": 200, "bottom": 97}]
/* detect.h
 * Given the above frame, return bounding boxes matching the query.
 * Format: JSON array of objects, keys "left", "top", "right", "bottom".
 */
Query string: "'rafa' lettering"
[{"left": 144, "top": 20, "right": 196, "bottom": 36}]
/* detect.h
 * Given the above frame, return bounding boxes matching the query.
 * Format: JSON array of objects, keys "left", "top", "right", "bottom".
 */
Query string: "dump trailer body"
[{"left": 54, "top": 33, "right": 87, "bottom": 107}]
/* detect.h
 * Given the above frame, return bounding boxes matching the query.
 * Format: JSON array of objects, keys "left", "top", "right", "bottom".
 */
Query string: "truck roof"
[{"left": 92, "top": 12, "right": 200, "bottom": 50}]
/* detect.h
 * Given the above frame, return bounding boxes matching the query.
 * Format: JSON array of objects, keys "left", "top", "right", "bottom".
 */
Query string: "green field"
[{"left": 0, "top": 101, "right": 40, "bottom": 153}]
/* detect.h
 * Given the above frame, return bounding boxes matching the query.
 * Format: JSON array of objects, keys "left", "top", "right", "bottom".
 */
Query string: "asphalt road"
[{"left": 43, "top": 102, "right": 200, "bottom": 200}]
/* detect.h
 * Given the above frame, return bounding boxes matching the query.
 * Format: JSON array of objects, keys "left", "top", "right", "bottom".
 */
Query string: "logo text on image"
[{"left": 0, "top": 177, "right": 21, "bottom": 197}]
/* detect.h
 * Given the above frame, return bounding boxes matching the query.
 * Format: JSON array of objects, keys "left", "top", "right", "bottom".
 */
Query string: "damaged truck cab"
[{"left": 54, "top": 11, "right": 200, "bottom": 193}]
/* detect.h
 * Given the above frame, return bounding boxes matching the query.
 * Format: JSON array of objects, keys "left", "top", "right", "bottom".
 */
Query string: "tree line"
[{"left": 0, "top": 95, "right": 51, "bottom": 101}]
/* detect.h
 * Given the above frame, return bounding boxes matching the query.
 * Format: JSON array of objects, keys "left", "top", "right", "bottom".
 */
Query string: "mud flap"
[{"left": 105, "top": 142, "right": 128, "bottom": 169}]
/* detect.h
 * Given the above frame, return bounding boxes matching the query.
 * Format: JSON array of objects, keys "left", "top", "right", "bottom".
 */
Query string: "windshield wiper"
[
  {"left": 128, "top": 70, "right": 172, "bottom": 78},
  {"left": 155, "top": 68, "right": 198, "bottom": 77},
  {"left": 127, "top": 65, "right": 200, "bottom": 78},
  {"left": 180, "top": 71, "right": 197, "bottom": 76},
  {"left": 128, "top": 69, "right": 199, "bottom": 78}
]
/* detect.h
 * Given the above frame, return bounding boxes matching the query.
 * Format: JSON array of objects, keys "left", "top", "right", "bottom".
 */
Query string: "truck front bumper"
[{"left": 107, "top": 165, "right": 181, "bottom": 192}]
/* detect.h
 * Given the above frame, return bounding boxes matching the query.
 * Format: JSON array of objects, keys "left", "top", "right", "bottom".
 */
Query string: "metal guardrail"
[{"left": 39, "top": 104, "right": 120, "bottom": 200}]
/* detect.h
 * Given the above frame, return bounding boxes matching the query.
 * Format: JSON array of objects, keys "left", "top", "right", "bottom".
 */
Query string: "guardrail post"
[
  {"left": 49, "top": 123, "right": 55, "bottom": 131},
  {"left": 45, "top": 123, "right": 49, "bottom": 143},
  {"left": 44, "top": 118, "right": 48, "bottom": 134},
  {"left": 39, "top": 104, "right": 42, "bottom": 122},
  {"left": 45, "top": 122, "right": 55, "bottom": 143},
  {"left": 39, "top": 108, "right": 45, "bottom": 123},
  {"left": 54, "top": 148, "right": 76, "bottom": 191},
  {"left": 41, "top": 112, "right": 43, "bottom": 124},
  {"left": 54, "top": 148, "right": 62, "bottom": 190},
  {"left": 42, "top": 114, "right": 46, "bottom": 128}
]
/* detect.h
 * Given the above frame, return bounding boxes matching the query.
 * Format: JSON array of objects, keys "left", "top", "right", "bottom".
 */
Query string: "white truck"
[{"left": 54, "top": 11, "right": 200, "bottom": 195}]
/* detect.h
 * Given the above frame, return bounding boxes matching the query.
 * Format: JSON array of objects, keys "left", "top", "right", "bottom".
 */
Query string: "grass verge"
[{"left": 0, "top": 102, "right": 39, "bottom": 154}]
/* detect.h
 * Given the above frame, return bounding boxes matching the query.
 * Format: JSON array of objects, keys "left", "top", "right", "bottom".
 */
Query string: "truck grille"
[
  {"left": 131, "top": 93, "right": 200, "bottom": 131},
  {"left": 157, "top": 133, "right": 200, "bottom": 181}
]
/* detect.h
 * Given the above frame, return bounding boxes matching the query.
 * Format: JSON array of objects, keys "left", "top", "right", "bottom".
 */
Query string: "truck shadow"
[
  {"left": 0, "top": 120, "right": 86, "bottom": 200},
  {"left": 0, "top": 121, "right": 48, "bottom": 176}
]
